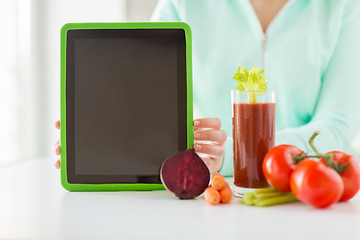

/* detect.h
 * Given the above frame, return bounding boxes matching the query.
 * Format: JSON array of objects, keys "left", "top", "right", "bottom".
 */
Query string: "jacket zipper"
[
  {"left": 255, "top": 0, "right": 296, "bottom": 70},
  {"left": 261, "top": 34, "right": 267, "bottom": 70}
]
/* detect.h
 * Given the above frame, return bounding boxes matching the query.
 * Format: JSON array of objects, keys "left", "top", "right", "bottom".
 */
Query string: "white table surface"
[{"left": 1, "top": 158, "right": 360, "bottom": 240}]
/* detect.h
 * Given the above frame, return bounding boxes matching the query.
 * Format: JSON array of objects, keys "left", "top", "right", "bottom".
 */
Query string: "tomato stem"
[
  {"left": 308, "top": 131, "right": 321, "bottom": 155},
  {"left": 307, "top": 131, "right": 340, "bottom": 169},
  {"left": 295, "top": 130, "right": 351, "bottom": 174},
  {"left": 293, "top": 151, "right": 307, "bottom": 164},
  {"left": 293, "top": 154, "right": 330, "bottom": 162},
  {"left": 338, "top": 162, "right": 351, "bottom": 174},
  {"left": 328, "top": 157, "right": 350, "bottom": 175}
]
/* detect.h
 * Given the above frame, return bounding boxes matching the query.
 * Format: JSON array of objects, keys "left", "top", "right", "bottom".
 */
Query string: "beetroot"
[{"left": 160, "top": 148, "right": 210, "bottom": 199}]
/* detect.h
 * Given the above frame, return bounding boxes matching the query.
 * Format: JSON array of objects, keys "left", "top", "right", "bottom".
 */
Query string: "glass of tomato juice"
[{"left": 231, "top": 90, "right": 276, "bottom": 197}]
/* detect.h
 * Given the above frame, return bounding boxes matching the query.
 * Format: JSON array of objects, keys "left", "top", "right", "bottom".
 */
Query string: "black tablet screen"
[{"left": 66, "top": 29, "right": 187, "bottom": 184}]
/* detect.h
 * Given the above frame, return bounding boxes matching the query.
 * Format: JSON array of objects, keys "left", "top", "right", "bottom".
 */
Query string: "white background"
[{"left": 0, "top": 0, "right": 158, "bottom": 167}]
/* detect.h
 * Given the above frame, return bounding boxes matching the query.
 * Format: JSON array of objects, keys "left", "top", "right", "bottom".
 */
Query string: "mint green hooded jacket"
[{"left": 151, "top": 0, "right": 360, "bottom": 176}]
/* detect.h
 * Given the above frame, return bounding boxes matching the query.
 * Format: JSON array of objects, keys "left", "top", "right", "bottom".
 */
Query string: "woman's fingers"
[
  {"left": 193, "top": 118, "right": 221, "bottom": 130},
  {"left": 194, "top": 143, "right": 224, "bottom": 157},
  {"left": 201, "top": 156, "right": 222, "bottom": 174},
  {"left": 54, "top": 120, "right": 61, "bottom": 169},
  {"left": 193, "top": 118, "right": 226, "bottom": 173},
  {"left": 55, "top": 159, "right": 60, "bottom": 169},
  {"left": 53, "top": 139, "right": 60, "bottom": 155},
  {"left": 55, "top": 120, "right": 60, "bottom": 130},
  {"left": 194, "top": 129, "right": 227, "bottom": 144}
]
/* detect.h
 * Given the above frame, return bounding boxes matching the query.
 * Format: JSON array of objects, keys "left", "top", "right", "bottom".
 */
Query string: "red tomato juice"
[{"left": 233, "top": 102, "right": 275, "bottom": 188}]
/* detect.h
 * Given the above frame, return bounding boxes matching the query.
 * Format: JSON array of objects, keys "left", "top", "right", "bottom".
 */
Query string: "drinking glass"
[{"left": 232, "top": 90, "right": 276, "bottom": 197}]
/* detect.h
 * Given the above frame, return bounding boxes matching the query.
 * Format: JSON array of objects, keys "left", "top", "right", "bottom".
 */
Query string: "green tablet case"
[{"left": 60, "top": 22, "right": 193, "bottom": 191}]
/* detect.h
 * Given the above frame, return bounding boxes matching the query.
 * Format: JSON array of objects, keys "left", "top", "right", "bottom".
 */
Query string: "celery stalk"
[
  {"left": 243, "top": 192, "right": 256, "bottom": 205},
  {"left": 248, "top": 92, "right": 257, "bottom": 104},
  {"left": 254, "top": 192, "right": 286, "bottom": 199},
  {"left": 254, "top": 193, "right": 299, "bottom": 207},
  {"left": 253, "top": 187, "right": 278, "bottom": 194},
  {"left": 239, "top": 188, "right": 299, "bottom": 207}
]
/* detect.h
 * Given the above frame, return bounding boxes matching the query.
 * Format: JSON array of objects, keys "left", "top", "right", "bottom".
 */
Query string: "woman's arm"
[{"left": 275, "top": 0, "right": 360, "bottom": 156}]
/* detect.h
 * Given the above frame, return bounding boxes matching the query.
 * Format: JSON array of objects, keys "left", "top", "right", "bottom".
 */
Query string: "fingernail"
[
  {"left": 194, "top": 133, "right": 200, "bottom": 139},
  {"left": 55, "top": 121, "right": 60, "bottom": 129},
  {"left": 56, "top": 146, "right": 60, "bottom": 155},
  {"left": 193, "top": 121, "right": 200, "bottom": 126}
]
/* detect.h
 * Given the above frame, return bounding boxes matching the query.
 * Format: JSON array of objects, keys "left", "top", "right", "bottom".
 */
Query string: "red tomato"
[
  {"left": 290, "top": 159, "right": 344, "bottom": 208},
  {"left": 321, "top": 151, "right": 360, "bottom": 201},
  {"left": 263, "top": 145, "right": 305, "bottom": 192}
]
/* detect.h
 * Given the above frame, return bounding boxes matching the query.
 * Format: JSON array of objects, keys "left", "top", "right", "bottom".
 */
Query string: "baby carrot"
[
  {"left": 204, "top": 187, "right": 221, "bottom": 205},
  {"left": 211, "top": 172, "right": 222, "bottom": 181},
  {"left": 211, "top": 173, "right": 226, "bottom": 191},
  {"left": 220, "top": 186, "right": 232, "bottom": 203}
]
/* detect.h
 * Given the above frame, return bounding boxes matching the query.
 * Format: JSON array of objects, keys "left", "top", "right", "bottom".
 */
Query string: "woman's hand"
[
  {"left": 193, "top": 118, "right": 228, "bottom": 174},
  {"left": 53, "top": 118, "right": 229, "bottom": 173},
  {"left": 53, "top": 120, "right": 61, "bottom": 169}
]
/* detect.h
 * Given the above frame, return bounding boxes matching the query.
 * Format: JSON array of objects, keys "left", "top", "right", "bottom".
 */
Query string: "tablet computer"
[{"left": 60, "top": 22, "right": 193, "bottom": 191}]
